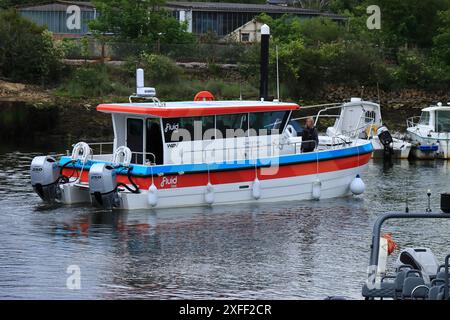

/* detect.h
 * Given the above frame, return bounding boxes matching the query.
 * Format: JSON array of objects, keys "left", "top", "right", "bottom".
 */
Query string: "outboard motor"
[
  {"left": 88, "top": 163, "right": 120, "bottom": 209},
  {"left": 30, "top": 156, "right": 61, "bottom": 203},
  {"left": 395, "top": 248, "right": 439, "bottom": 279},
  {"left": 376, "top": 125, "right": 394, "bottom": 159}
]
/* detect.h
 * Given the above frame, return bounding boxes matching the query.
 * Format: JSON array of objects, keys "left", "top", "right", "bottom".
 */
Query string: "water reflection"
[{"left": 0, "top": 151, "right": 450, "bottom": 299}]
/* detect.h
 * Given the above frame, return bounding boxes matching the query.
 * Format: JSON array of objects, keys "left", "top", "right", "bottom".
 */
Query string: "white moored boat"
[
  {"left": 29, "top": 71, "right": 372, "bottom": 210},
  {"left": 297, "top": 98, "right": 411, "bottom": 159},
  {"left": 407, "top": 102, "right": 450, "bottom": 159}
]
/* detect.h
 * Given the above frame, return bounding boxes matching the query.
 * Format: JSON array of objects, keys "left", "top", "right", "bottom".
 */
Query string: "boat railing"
[
  {"left": 68, "top": 142, "right": 114, "bottom": 157},
  {"left": 129, "top": 151, "right": 157, "bottom": 166},
  {"left": 68, "top": 142, "right": 158, "bottom": 166},
  {"left": 177, "top": 139, "right": 326, "bottom": 164},
  {"left": 407, "top": 116, "right": 421, "bottom": 128},
  {"left": 87, "top": 142, "right": 114, "bottom": 155},
  {"left": 291, "top": 103, "right": 376, "bottom": 141}
]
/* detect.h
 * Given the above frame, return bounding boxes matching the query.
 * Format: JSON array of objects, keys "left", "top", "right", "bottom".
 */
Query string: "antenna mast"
[{"left": 276, "top": 45, "right": 280, "bottom": 101}]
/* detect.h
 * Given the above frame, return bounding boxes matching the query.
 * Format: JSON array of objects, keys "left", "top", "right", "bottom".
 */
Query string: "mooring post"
[{"left": 260, "top": 24, "right": 270, "bottom": 101}]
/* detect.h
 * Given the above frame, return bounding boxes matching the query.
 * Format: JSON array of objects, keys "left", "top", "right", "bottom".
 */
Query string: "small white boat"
[
  {"left": 295, "top": 98, "right": 411, "bottom": 159},
  {"left": 407, "top": 102, "right": 450, "bottom": 159},
  {"left": 29, "top": 70, "right": 372, "bottom": 210}
]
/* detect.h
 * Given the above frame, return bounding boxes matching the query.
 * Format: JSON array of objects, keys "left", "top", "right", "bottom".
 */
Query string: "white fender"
[
  {"left": 113, "top": 146, "right": 132, "bottom": 167},
  {"left": 204, "top": 182, "right": 214, "bottom": 205},
  {"left": 350, "top": 174, "right": 365, "bottom": 195},
  {"left": 147, "top": 183, "right": 158, "bottom": 207},
  {"left": 71, "top": 142, "right": 91, "bottom": 164},
  {"left": 312, "top": 179, "right": 321, "bottom": 200},
  {"left": 252, "top": 178, "right": 261, "bottom": 200}
]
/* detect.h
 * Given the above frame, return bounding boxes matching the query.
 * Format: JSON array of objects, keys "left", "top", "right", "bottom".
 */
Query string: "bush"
[
  {"left": 58, "top": 65, "right": 129, "bottom": 98},
  {"left": 0, "top": 9, "right": 64, "bottom": 84},
  {"left": 142, "top": 53, "right": 183, "bottom": 86}
]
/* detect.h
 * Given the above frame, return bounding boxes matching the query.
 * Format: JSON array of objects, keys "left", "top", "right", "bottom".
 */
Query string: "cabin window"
[
  {"left": 364, "top": 111, "right": 376, "bottom": 124},
  {"left": 249, "top": 111, "right": 289, "bottom": 136},
  {"left": 216, "top": 113, "right": 248, "bottom": 138},
  {"left": 419, "top": 111, "right": 430, "bottom": 125},
  {"left": 436, "top": 111, "right": 450, "bottom": 132},
  {"left": 162, "top": 116, "right": 215, "bottom": 142}
]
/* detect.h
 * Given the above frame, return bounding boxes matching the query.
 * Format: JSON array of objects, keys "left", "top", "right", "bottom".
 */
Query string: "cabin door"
[
  {"left": 126, "top": 118, "right": 144, "bottom": 164},
  {"left": 146, "top": 118, "right": 163, "bottom": 165}
]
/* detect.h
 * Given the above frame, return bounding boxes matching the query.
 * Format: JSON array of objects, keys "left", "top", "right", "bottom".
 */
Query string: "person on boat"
[{"left": 301, "top": 117, "right": 319, "bottom": 153}]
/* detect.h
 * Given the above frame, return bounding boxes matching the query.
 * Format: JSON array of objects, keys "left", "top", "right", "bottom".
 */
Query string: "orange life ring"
[{"left": 194, "top": 91, "right": 215, "bottom": 101}]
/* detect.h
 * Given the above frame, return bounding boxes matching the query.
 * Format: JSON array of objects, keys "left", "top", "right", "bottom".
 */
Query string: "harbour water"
[{"left": 1, "top": 146, "right": 450, "bottom": 299}]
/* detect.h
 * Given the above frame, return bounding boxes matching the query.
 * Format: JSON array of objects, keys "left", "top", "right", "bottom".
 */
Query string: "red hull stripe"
[
  {"left": 63, "top": 153, "right": 370, "bottom": 190},
  {"left": 97, "top": 103, "right": 299, "bottom": 118}
]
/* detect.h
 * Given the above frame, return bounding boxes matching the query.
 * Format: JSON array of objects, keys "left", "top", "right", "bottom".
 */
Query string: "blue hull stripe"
[{"left": 60, "top": 142, "right": 373, "bottom": 176}]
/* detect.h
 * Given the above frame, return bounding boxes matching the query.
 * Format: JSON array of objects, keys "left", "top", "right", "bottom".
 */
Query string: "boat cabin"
[
  {"left": 325, "top": 98, "right": 382, "bottom": 138},
  {"left": 97, "top": 100, "right": 299, "bottom": 166},
  {"left": 415, "top": 104, "right": 450, "bottom": 133}
]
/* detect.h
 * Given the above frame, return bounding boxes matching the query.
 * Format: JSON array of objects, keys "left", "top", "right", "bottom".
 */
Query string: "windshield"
[{"left": 419, "top": 111, "right": 430, "bottom": 125}]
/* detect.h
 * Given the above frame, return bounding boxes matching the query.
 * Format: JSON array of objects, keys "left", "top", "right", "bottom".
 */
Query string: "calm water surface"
[{"left": 1, "top": 147, "right": 450, "bottom": 299}]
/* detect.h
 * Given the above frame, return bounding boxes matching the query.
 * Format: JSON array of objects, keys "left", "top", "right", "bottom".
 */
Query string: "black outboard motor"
[
  {"left": 30, "top": 156, "right": 61, "bottom": 203},
  {"left": 376, "top": 126, "right": 394, "bottom": 159},
  {"left": 88, "top": 163, "right": 120, "bottom": 209}
]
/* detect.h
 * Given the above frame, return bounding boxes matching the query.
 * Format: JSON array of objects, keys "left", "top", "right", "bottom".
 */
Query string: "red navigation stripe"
[
  {"left": 97, "top": 103, "right": 299, "bottom": 118},
  {"left": 62, "top": 153, "right": 370, "bottom": 190}
]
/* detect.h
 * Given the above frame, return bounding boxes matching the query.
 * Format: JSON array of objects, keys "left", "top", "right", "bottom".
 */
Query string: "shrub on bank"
[
  {"left": 57, "top": 65, "right": 130, "bottom": 98},
  {"left": 0, "top": 10, "right": 64, "bottom": 84}
]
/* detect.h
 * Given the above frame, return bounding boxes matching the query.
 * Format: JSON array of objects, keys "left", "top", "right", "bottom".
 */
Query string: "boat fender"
[
  {"left": 71, "top": 142, "right": 91, "bottom": 164},
  {"left": 312, "top": 179, "right": 321, "bottom": 200},
  {"left": 147, "top": 183, "right": 158, "bottom": 207},
  {"left": 204, "top": 182, "right": 215, "bottom": 205},
  {"left": 252, "top": 178, "right": 261, "bottom": 200},
  {"left": 350, "top": 174, "right": 365, "bottom": 195}
]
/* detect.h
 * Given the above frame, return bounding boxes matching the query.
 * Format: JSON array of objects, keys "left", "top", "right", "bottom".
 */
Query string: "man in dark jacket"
[{"left": 301, "top": 117, "right": 319, "bottom": 152}]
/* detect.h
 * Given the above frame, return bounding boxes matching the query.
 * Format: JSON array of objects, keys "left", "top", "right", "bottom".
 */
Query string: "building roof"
[
  {"left": 97, "top": 100, "right": 299, "bottom": 117},
  {"left": 165, "top": 1, "right": 346, "bottom": 20},
  {"left": 17, "top": 1, "right": 95, "bottom": 11},
  {"left": 17, "top": 1, "right": 345, "bottom": 20}
]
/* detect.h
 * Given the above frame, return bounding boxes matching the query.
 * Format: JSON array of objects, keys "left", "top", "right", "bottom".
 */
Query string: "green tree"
[
  {"left": 0, "top": 9, "right": 64, "bottom": 84},
  {"left": 433, "top": 9, "right": 450, "bottom": 65},
  {"left": 361, "top": 0, "right": 450, "bottom": 49},
  {"left": 89, "top": 0, "right": 195, "bottom": 50}
]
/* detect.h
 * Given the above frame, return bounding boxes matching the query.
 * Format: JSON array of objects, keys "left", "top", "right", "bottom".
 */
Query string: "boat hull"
[
  {"left": 406, "top": 129, "right": 450, "bottom": 159},
  {"left": 58, "top": 151, "right": 371, "bottom": 210}
]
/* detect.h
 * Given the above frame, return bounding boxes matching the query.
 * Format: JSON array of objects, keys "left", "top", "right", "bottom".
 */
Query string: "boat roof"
[
  {"left": 341, "top": 100, "right": 380, "bottom": 109},
  {"left": 422, "top": 105, "right": 450, "bottom": 112},
  {"left": 97, "top": 100, "right": 300, "bottom": 118}
]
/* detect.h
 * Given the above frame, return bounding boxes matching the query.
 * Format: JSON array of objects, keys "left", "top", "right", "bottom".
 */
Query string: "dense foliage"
[
  {"left": 0, "top": 9, "right": 64, "bottom": 84},
  {"left": 244, "top": 0, "right": 450, "bottom": 99},
  {"left": 89, "top": 0, "right": 195, "bottom": 49}
]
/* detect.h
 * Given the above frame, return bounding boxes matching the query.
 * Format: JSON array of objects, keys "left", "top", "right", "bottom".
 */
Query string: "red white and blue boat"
[{"left": 30, "top": 71, "right": 372, "bottom": 210}]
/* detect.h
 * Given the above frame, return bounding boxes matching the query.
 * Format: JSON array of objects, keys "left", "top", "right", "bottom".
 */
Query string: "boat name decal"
[
  {"left": 165, "top": 123, "right": 179, "bottom": 133},
  {"left": 161, "top": 176, "right": 178, "bottom": 188}
]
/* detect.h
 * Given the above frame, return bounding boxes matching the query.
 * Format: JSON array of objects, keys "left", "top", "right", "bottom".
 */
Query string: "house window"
[{"left": 240, "top": 33, "right": 250, "bottom": 42}]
